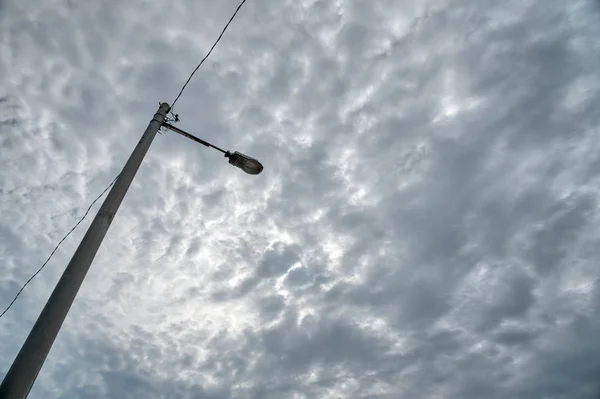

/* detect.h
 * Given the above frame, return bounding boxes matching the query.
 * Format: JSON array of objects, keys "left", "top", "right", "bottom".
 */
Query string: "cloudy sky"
[{"left": 1, "top": 0, "right": 600, "bottom": 397}]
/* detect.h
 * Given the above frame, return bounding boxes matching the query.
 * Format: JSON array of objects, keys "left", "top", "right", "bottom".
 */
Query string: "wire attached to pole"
[
  {"left": 0, "top": 175, "right": 119, "bottom": 320},
  {"left": 170, "top": 0, "right": 248, "bottom": 113}
]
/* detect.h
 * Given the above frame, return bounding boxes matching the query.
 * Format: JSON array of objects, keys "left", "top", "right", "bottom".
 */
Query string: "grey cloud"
[
  {"left": 527, "top": 193, "right": 596, "bottom": 274},
  {"left": 2, "top": 0, "right": 600, "bottom": 398},
  {"left": 43, "top": 335, "right": 224, "bottom": 399},
  {"left": 476, "top": 271, "right": 536, "bottom": 332},
  {"left": 211, "top": 241, "right": 301, "bottom": 300},
  {"left": 492, "top": 327, "right": 539, "bottom": 347}
]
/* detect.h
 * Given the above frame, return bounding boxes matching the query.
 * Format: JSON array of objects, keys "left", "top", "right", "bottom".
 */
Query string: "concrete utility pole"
[
  {"left": 0, "top": 103, "right": 171, "bottom": 399},
  {"left": 0, "top": 100, "right": 263, "bottom": 399}
]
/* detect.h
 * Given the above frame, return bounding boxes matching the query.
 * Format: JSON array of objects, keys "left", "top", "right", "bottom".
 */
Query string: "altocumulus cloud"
[{"left": 2, "top": 0, "right": 600, "bottom": 398}]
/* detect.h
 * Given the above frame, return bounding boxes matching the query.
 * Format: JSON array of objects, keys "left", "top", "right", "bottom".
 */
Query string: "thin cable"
[
  {"left": 0, "top": 174, "right": 120, "bottom": 319},
  {"left": 171, "top": 0, "right": 248, "bottom": 110}
]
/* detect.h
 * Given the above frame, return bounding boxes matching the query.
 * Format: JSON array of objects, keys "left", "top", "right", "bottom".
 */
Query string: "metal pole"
[
  {"left": 0, "top": 103, "right": 171, "bottom": 399},
  {"left": 162, "top": 122, "right": 227, "bottom": 154}
]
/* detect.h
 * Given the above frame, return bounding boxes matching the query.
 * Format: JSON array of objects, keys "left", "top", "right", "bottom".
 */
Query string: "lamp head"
[{"left": 225, "top": 151, "right": 263, "bottom": 175}]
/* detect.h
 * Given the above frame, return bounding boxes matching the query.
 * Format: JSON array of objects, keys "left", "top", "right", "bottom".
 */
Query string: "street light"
[
  {"left": 0, "top": 103, "right": 263, "bottom": 399},
  {"left": 161, "top": 122, "right": 263, "bottom": 175}
]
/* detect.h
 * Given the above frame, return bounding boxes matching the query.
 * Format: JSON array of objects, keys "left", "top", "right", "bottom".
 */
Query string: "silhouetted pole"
[{"left": 0, "top": 103, "right": 171, "bottom": 399}]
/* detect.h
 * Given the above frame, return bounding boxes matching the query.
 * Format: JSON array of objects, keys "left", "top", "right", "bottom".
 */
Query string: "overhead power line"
[
  {"left": 0, "top": 175, "right": 119, "bottom": 319},
  {"left": 171, "top": 0, "right": 248, "bottom": 111}
]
